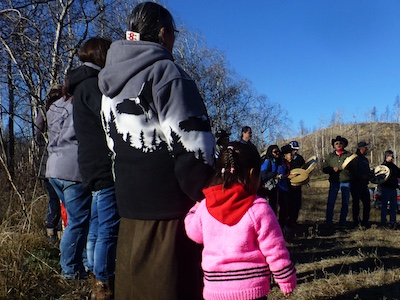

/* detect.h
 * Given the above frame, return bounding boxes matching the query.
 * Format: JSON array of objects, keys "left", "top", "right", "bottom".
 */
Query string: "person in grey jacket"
[
  {"left": 46, "top": 89, "right": 91, "bottom": 280},
  {"left": 98, "top": 2, "right": 215, "bottom": 299},
  {"left": 35, "top": 84, "right": 63, "bottom": 244}
]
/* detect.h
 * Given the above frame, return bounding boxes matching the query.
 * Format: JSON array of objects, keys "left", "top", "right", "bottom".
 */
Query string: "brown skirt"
[{"left": 115, "top": 217, "right": 203, "bottom": 300}]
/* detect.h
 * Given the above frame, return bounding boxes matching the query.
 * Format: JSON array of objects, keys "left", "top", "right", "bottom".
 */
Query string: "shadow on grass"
[
  {"left": 285, "top": 220, "right": 400, "bottom": 286},
  {"left": 330, "top": 280, "right": 400, "bottom": 300},
  {"left": 296, "top": 255, "right": 400, "bottom": 284}
]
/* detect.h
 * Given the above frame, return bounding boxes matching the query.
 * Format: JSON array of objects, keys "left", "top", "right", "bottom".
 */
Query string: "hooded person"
[
  {"left": 98, "top": 2, "right": 215, "bottom": 299},
  {"left": 66, "top": 37, "right": 120, "bottom": 299},
  {"left": 322, "top": 135, "right": 353, "bottom": 227}
]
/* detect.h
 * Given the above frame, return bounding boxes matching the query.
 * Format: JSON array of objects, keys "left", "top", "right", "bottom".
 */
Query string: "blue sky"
[{"left": 164, "top": 0, "right": 400, "bottom": 136}]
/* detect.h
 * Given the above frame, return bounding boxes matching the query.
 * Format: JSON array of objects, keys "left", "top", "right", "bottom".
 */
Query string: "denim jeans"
[
  {"left": 49, "top": 178, "right": 91, "bottom": 279},
  {"left": 326, "top": 181, "right": 350, "bottom": 225},
  {"left": 44, "top": 179, "right": 61, "bottom": 230},
  {"left": 86, "top": 186, "right": 120, "bottom": 282},
  {"left": 381, "top": 186, "right": 397, "bottom": 225}
]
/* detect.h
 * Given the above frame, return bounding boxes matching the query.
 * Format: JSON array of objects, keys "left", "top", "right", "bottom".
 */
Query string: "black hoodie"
[{"left": 67, "top": 63, "right": 114, "bottom": 191}]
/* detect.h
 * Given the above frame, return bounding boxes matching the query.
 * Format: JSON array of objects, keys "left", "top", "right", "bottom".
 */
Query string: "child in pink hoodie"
[{"left": 185, "top": 141, "right": 296, "bottom": 300}]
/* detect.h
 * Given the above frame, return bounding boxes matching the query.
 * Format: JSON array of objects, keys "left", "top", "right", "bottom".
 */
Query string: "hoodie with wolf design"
[{"left": 99, "top": 40, "right": 215, "bottom": 220}]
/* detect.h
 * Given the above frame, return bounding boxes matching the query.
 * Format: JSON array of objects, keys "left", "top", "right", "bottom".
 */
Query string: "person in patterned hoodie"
[
  {"left": 185, "top": 142, "right": 296, "bottom": 300},
  {"left": 98, "top": 2, "right": 215, "bottom": 299}
]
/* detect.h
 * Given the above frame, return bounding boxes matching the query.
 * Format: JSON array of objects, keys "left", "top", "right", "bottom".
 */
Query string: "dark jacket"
[
  {"left": 380, "top": 161, "right": 400, "bottom": 189},
  {"left": 349, "top": 149, "right": 371, "bottom": 186},
  {"left": 291, "top": 154, "right": 305, "bottom": 169},
  {"left": 67, "top": 63, "right": 114, "bottom": 191},
  {"left": 98, "top": 40, "right": 215, "bottom": 220}
]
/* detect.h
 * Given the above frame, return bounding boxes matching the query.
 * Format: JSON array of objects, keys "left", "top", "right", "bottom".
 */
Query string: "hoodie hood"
[
  {"left": 67, "top": 63, "right": 100, "bottom": 94},
  {"left": 204, "top": 183, "right": 255, "bottom": 226},
  {"left": 98, "top": 40, "right": 173, "bottom": 98}
]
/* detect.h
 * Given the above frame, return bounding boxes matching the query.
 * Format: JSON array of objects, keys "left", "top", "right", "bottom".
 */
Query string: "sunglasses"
[
  {"left": 272, "top": 150, "right": 280, "bottom": 154},
  {"left": 334, "top": 142, "right": 342, "bottom": 145}
]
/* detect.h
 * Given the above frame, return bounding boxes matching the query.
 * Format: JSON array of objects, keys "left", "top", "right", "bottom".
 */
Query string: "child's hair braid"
[
  {"left": 208, "top": 141, "right": 261, "bottom": 191},
  {"left": 221, "top": 146, "right": 236, "bottom": 177}
]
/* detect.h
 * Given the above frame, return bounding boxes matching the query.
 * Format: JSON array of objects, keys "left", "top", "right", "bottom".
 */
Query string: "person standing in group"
[
  {"left": 215, "top": 129, "right": 230, "bottom": 159},
  {"left": 240, "top": 126, "right": 253, "bottom": 144},
  {"left": 35, "top": 85, "right": 63, "bottom": 244},
  {"left": 277, "top": 144, "right": 293, "bottom": 231},
  {"left": 239, "top": 125, "right": 258, "bottom": 152},
  {"left": 287, "top": 140, "right": 305, "bottom": 232},
  {"left": 98, "top": 2, "right": 215, "bottom": 299},
  {"left": 348, "top": 141, "right": 371, "bottom": 228},
  {"left": 259, "top": 145, "right": 281, "bottom": 214},
  {"left": 185, "top": 142, "right": 296, "bottom": 300},
  {"left": 379, "top": 150, "right": 400, "bottom": 228},
  {"left": 46, "top": 85, "right": 91, "bottom": 280},
  {"left": 322, "top": 136, "right": 352, "bottom": 227},
  {"left": 67, "top": 37, "right": 120, "bottom": 299}
]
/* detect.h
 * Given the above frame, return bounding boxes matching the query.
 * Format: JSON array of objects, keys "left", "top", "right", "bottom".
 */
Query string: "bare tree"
[
  {"left": 299, "top": 120, "right": 308, "bottom": 136},
  {"left": 174, "top": 29, "right": 289, "bottom": 148},
  {"left": 380, "top": 105, "right": 390, "bottom": 122},
  {"left": 394, "top": 95, "right": 400, "bottom": 122},
  {"left": 0, "top": 0, "right": 133, "bottom": 184}
]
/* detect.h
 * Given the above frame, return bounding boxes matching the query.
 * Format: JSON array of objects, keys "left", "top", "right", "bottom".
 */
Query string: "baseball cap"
[{"left": 289, "top": 140, "right": 300, "bottom": 150}]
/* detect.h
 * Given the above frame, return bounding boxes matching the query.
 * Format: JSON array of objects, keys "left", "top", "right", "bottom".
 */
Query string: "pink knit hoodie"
[{"left": 185, "top": 183, "right": 296, "bottom": 300}]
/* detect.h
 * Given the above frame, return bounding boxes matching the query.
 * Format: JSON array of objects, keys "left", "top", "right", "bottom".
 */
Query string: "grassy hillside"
[{"left": 280, "top": 122, "right": 400, "bottom": 176}]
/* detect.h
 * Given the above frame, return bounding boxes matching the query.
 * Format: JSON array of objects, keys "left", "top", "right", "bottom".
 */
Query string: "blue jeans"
[
  {"left": 381, "top": 186, "right": 397, "bottom": 225},
  {"left": 86, "top": 186, "right": 120, "bottom": 282},
  {"left": 44, "top": 179, "right": 61, "bottom": 230},
  {"left": 326, "top": 181, "right": 350, "bottom": 225},
  {"left": 49, "top": 178, "right": 91, "bottom": 279}
]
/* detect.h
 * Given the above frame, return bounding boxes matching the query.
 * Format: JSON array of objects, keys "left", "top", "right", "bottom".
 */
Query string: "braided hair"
[{"left": 208, "top": 141, "right": 261, "bottom": 191}]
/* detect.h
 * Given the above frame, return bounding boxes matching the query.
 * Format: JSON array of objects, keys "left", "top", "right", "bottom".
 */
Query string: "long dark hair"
[
  {"left": 207, "top": 141, "right": 261, "bottom": 191},
  {"left": 128, "top": 2, "right": 175, "bottom": 44},
  {"left": 78, "top": 37, "right": 112, "bottom": 68},
  {"left": 266, "top": 145, "right": 280, "bottom": 159}
]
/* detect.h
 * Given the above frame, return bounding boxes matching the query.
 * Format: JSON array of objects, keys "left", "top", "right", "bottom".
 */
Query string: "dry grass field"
[
  {"left": 269, "top": 175, "right": 400, "bottom": 300},
  {"left": 1, "top": 174, "right": 400, "bottom": 299}
]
